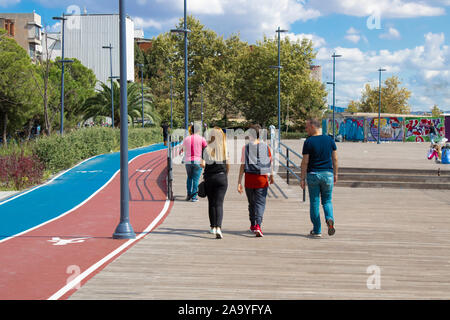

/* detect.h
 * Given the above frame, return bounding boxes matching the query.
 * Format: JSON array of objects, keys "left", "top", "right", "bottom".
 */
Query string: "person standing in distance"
[
  {"left": 300, "top": 118, "right": 338, "bottom": 238},
  {"left": 180, "top": 123, "right": 207, "bottom": 202}
]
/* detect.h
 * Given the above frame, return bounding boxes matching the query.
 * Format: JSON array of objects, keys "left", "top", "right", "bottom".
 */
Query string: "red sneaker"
[
  {"left": 255, "top": 224, "right": 264, "bottom": 237},
  {"left": 249, "top": 225, "right": 256, "bottom": 233}
]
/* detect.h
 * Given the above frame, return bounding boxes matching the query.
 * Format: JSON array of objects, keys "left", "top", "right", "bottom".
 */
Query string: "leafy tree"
[
  {"left": 236, "top": 36, "right": 327, "bottom": 127},
  {"left": 0, "top": 29, "right": 41, "bottom": 145},
  {"left": 82, "top": 81, "right": 159, "bottom": 127},
  {"left": 431, "top": 105, "right": 442, "bottom": 117},
  {"left": 350, "top": 76, "right": 411, "bottom": 114}
]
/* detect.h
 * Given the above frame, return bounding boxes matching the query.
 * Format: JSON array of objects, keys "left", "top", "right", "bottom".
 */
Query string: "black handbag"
[{"left": 197, "top": 180, "right": 206, "bottom": 198}]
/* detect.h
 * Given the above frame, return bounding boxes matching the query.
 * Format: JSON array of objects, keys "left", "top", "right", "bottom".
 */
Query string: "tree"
[
  {"left": 82, "top": 81, "right": 159, "bottom": 127},
  {"left": 0, "top": 29, "right": 41, "bottom": 145},
  {"left": 235, "top": 36, "right": 327, "bottom": 127},
  {"left": 351, "top": 76, "right": 411, "bottom": 114},
  {"left": 431, "top": 105, "right": 442, "bottom": 117}
]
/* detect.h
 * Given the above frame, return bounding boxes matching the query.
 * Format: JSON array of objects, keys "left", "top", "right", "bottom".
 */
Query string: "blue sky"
[{"left": 1, "top": 0, "right": 449, "bottom": 112}]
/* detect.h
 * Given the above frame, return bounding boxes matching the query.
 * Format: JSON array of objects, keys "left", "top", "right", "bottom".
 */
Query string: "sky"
[{"left": 1, "top": 0, "right": 449, "bottom": 112}]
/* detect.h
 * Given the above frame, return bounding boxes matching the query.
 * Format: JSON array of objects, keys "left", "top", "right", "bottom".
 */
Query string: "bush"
[
  {"left": 0, "top": 151, "right": 45, "bottom": 190},
  {"left": 281, "top": 132, "right": 308, "bottom": 140},
  {"left": 0, "top": 127, "right": 162, "bottom": 190},
  {"left": 32, "top": 127, "right": 162, "bottom": 173}
]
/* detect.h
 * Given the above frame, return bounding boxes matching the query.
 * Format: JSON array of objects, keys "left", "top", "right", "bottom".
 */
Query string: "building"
[
  {"left": 0, "top": 12, "right": 43, "bottom": 61},
  {"left": 310, "top": 65, "right": 322, "bottom": 82},
  {"left": 134, "top": 28, "right": 153, "bottom": 53},
  {"left": 43, "top": 14, "right": 135, "bottom": 86}
]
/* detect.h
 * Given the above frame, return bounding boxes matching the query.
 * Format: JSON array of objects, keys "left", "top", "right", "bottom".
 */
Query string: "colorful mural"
[
  {"left": 344, "top": 118, "right": 365, "bottom": 141},
  {"left": 368, "top": 117, "right": 404, "bottom": 142},
  {"left": 405, "top": 117, "right": 445, "bottom": 142},
  {"left": 326, "top": 117, "right": 345, "bottom": 137}
]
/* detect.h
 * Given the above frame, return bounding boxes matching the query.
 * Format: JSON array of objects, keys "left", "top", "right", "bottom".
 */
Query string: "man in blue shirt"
[{"left": 300, "top": 118, "right": 338, "bottom": 237}]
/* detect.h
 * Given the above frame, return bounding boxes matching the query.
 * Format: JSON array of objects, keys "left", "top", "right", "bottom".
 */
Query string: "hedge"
[{"left": 0, "top": 127, "right": 163, "bottom": 190}]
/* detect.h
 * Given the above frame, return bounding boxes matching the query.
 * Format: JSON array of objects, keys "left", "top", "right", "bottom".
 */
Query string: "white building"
[{"left": 43, "top": 14, "right": 135, "bottom": 86}]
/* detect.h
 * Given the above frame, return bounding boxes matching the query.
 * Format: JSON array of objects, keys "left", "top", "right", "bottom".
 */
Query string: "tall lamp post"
[
  {"left": 169, "top": 75, "right": 173, "bottom": 130},
  {"left": 171, "top": 0, "right": 190, "bottom": 136},
  {"left": 113, "top": 0, "right": 135, "bottom": 240},
  {"left": 270, "top": 27, "right": 288, "bottom": 150},
  {"left": 326, "top": 52, "right": 342, "bottom": 141},
  {"left": 377, "top": 68, "right": 387, "bottom": 144},
  {"left": 200, "top": 83, "right": 204, "bottom": 131},
  {"left": 108, "top": 76, "right": 120, "bottom": 127},
  {"left": 102, "top": 44, "right": 115, "bottom": 128},
  {"left": 53, "top": 14, "right": 73, "bottom": 135},
  {"left": 138, "top": 63, "right": 145, "bottom": 128}
]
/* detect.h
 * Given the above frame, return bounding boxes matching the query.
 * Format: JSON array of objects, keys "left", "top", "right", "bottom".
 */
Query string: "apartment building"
[{"left": 0, "top": 12, "right": 43, "bottom": 61}]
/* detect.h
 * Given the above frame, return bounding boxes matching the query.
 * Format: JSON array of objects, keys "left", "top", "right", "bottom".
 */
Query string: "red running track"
[{"left": 0, "top": 150, "right": 173, "bottom": 300}]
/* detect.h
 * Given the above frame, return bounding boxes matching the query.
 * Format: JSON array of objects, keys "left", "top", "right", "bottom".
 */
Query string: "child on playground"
[{"left": 428, "top": 144, "right": 441, "bottom": 163}]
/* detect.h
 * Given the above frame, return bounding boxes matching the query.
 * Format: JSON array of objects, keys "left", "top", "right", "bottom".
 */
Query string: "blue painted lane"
[{"left": 0, "top": 143, "right": 167, "bottom": 241}]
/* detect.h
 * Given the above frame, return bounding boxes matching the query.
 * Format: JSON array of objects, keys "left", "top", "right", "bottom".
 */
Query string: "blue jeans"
[
  {"left": 307, "top": 171, "right": 334, "bottom": 234},
  {"left": 245, "top": 187, "right": 268, "bottom": 226},
  {"left": 185, "top": 163, "right": 202, "bottom": 199}
]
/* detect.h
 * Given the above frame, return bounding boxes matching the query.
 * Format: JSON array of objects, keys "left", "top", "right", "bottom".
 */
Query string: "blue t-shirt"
[{"left": 302, "top": 135, "right": 337, "bottom": 173}]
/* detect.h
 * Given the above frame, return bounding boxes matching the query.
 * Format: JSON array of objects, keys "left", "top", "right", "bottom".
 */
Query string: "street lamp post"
[
  {"left": 113, "top": 0, "right": 135, "bottom": 240},
  {"left": 377, "top": 68, "right": 387, "bottom": 144},
  {"left": 138, "top": 63, "right": 145, "bottom": 128},
  {"left": 53, "top": 14, "right": 73, "bottom": 135},
  {"left": 200, "top": 83, "right": 204, "bottom": 131},
  {"left": 171, "top": 0, "right": 190, "bottom": 136},
  {"left": 102, "top": 44, "right": 115, "bottom": 128},
  {"left": 269, "top": 27, "right": 287, "bottom": 151},
  {"left": 326, "top": 52, "right": 342, "bottom": 141},
  {"left": 169, "top": 75, "right": 173, "bottom": 130}
]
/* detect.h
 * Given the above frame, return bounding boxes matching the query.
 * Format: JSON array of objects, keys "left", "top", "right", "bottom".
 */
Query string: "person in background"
[
  {"left": 237, "top": 124, "right": 274, "bottom": 237},
  {"left": 300, "top": 118, "right": 338, "bottom": 238},
  {"left": 180, "top": 123, "right": 207, "bottom": 202},
  {"left": 161, "top": 121, "right": 170, "bottom": 146},
  {"left": 201, "top": 127, "right": 229, "bottom": 239},
  {"left": 429, "top": 122, "right": 438, "bottom": 144}
]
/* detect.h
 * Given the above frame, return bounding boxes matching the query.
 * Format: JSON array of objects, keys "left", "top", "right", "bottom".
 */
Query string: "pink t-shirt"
[{"left": 183, "top": 134, "right": 207, "bottom": 163}]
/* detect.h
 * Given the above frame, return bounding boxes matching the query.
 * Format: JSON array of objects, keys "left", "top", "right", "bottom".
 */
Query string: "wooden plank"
[{"left": 70, "top": 151, "right": 450, "bottom": 300}]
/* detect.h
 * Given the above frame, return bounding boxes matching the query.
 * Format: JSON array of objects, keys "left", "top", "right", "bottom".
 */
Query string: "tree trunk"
[
  {"left": 25, "top": 118, "right": 34, "bottom": 140},
  {"left": 2, "top": 112, "right": 7, "bottom": 147}
]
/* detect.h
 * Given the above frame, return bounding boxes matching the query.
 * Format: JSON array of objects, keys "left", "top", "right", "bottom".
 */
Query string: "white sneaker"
[
  {"left": 209, "top": 227, "right": 217, "bottom": 235},
  {"left": 216, "top": 228, "right": 223, "bottom": 239}
]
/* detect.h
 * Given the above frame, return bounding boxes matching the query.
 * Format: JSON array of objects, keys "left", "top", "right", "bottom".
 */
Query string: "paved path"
[
  {"left": 0, "top": 144, "right": 170, "bottom": 300},
  {"left": 70, "top": 141, "right": 450, "bottom": 299}
]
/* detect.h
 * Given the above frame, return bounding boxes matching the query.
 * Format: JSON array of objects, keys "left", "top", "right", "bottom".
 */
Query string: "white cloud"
[
  {"left": 316, "top": 32, "right": 450, "bottom": 110},
  {"left": 345, "top": 27, "right": 361, "bottom": 43},
  {"left": 379, "top": 27, "right": 401, "bottom": 40},
  {"left": 306, "top": 0, "right": 446, "bottom": 18},
  {"left": 285, "top": 32, "right": 326, "bottom": 48},
  {"left": 0, "top": 0, "right": 20, "bottom": 7}
]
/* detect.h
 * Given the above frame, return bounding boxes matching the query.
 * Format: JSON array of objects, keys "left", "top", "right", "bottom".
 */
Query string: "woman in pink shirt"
[{"left": 181, "top": 124, "right": 207, "bottom": 202}]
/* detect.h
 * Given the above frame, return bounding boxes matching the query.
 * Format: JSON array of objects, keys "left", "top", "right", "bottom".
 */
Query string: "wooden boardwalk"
[{"left": 70, "top": 149, "right": 450, "bottom": 299}]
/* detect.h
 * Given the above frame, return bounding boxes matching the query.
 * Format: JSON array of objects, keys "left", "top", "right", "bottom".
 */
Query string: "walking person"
[
  {"left": 429, "top": 122, "right": 438, "bottom": 144},
  {"left": 201, "top": 127, "right": 229, "bottom": 239},
  {"left": 180, "top": 123, "right": 207, "bottom": 202},
  {"left": 161, "top": 121, "right": 170, "bottom": 146},
  {"left": 237, "top": 124, "right": 274, "bottom": 237},
  {"left": 300, "top": 118, "right": 338, "bottom": 238}
]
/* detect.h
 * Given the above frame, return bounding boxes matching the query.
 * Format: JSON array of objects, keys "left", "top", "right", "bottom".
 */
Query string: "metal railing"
[{"left": 275, "top": 141, "right": 306, "bottom": 202}]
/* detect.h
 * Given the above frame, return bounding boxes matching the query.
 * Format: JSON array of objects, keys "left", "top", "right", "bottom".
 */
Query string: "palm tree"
[{"left": 82, "top": 81, "right": 160, "bottom": 127}]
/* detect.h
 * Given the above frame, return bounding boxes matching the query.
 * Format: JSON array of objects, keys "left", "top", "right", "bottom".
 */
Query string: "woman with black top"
[{"left": 201, "top": 127, "right": 229, "bottom": 239}]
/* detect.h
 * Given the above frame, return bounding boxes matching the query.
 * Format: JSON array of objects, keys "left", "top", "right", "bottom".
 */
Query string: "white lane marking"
[
  {"left": 48, "top": 199, "right": 171, "bottom": 300},
  {"left": 0, "top": 145, "right": 165, "bottom": 245},
  {"left": 0, "top": 155, "right": 100, "bottom": 207}
]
